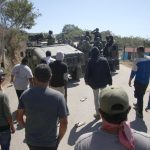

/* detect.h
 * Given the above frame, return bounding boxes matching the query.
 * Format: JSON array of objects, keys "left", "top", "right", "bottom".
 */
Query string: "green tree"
[
  {"left": 1, "top": 0, "right": 40, "bottom": 29},
  {"left": 56, "top": 24, "right": 84, "bottom": 42},
  {"left": 0, "top": 0, "right": 41, "bottom": 67}
]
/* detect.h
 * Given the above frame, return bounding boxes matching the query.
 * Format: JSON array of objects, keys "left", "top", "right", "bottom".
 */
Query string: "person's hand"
[
  {"left": 128, "top": 80, "right": 132, "bottom": 87},
  {"left": 10, "top": 126, "right": 15, "bottom": 134}
]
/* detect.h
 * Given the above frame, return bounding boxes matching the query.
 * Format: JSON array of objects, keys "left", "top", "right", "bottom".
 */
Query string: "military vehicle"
[{"left": 25, "top": 44, "right": 85, "bottom": 80}]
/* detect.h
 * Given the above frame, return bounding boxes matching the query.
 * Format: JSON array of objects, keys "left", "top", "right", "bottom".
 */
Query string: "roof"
[
  {"left": 31, "top": 44, "right": 83, "bottom": 58},
  {"left": 125, "top": 47, "right": 150, "bottom": 52}
]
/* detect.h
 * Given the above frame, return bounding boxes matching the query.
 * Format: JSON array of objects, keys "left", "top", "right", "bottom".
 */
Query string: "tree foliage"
[
  {"left": 1, "top": 0, "right": 41, "bottom": 29},
  {"left": 56, "top": 24, "right": 84, "bottom": 42},
  {"left": 0, "top": 0, "right": 41, "bottom": 66},
  {"left": 56, "top": 24, "right": 150, "bottom": 48}
]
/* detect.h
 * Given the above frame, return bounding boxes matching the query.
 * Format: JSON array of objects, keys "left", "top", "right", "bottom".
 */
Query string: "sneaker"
[
  {"left": 93, "top": 114, "right": 101, "bottom": 120},
  {"left": 136, "top": 112, "right": 143, "bottom": 118}
]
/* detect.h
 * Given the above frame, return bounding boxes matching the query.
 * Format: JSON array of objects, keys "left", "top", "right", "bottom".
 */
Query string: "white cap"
[{"left": 56, "top": 52, "right": 64, "bottom": 61}]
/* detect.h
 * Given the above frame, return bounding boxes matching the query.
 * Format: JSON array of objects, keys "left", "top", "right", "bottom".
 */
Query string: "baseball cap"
[
  {"left": 0, "top": 69, "right": 5, "bottom": 76},
  {"left": 100, "top": 86, "right": 129, "bottom": 115},
  {"left": 56, "top": 52, "right": 64, "bottom": 61}
]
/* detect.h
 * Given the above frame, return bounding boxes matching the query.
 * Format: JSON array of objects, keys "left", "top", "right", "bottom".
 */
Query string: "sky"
[{"left": 27, "top": 0, "right": 150, "bottom": 38}]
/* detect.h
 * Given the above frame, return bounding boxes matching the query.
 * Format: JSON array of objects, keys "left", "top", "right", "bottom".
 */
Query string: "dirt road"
[{"left": 4, "top": 64, "right": 150, "bottom": 150}]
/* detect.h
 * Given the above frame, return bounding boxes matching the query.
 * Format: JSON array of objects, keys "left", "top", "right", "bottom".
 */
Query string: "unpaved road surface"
[{"left": 4, "top": 64, "right": 150, "bottom": 150}]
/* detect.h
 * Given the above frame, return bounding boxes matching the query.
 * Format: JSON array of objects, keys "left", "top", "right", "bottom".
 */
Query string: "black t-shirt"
[{"left": 49, "top": 61, "right": 68, "bottom": 87}]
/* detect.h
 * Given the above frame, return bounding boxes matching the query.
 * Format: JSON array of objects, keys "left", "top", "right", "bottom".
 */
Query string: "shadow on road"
[
  {"left": 130, "top": 117, "right": 147, "bottom": 133},
  {"left": 68, "top": 120, "right": 102, "bottom": 146}
]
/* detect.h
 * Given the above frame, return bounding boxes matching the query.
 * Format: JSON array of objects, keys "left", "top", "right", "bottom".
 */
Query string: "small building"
[{"left": 122, "top": 47, "right": 150, "bottom": 60}]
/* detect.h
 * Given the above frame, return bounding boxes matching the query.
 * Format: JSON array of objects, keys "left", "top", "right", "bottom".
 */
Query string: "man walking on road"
[
  {"left": 129, "top": 46, "right": 150, "bottom": 118},
  {"left": 11, "top": 57, "right": 33, "bottom": 99},
  {"left": 49, "top": 52, "right": 68, "bottom": 100},
  {"left": 17, "top": 64, "right": 68, "bottom": 150},
  {"left": 75, "top": 86, "right": 150, "bottom": 150},
  {"left": 0, "top": 69, "right": 15, "bottom": 150},
  {"left": 84, "top": 47, "right": 112, "bottom": 120}
]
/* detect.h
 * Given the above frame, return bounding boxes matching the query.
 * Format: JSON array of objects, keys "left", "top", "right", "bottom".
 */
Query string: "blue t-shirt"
[
  {"left": 130, "top": 55, "right": 150, "bottom": 85},
  {"left": 18, "top": 87, "right": 69, "bottom": 147}
]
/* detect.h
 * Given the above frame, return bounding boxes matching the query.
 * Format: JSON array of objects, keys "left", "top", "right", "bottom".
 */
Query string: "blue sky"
[{"left": 28, "top": 0, "right": 150, "bottom": 38}]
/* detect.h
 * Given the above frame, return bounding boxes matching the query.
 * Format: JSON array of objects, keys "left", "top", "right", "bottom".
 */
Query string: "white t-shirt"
[
  {"left": 74, "top": 128, "right": 150, "bottom": 150},
  {"left": 11, "top": 64, "right": 33, "bottom": 90},
  {"left": 44, "top": 56, "right": 55, "bottom": 64}
]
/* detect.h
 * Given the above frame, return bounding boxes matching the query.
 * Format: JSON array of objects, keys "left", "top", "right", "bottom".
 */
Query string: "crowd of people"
[
  {"left": 77, "top": 28, "right": 119, "bottom": 73},
  {"left": 0, "top": 43, "right": 150, "bottom": 150}
]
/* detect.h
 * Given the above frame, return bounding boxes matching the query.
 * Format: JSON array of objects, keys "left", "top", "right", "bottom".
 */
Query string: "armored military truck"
[{"left": 25, "top": 44, "right": 85, "bottom": 80}]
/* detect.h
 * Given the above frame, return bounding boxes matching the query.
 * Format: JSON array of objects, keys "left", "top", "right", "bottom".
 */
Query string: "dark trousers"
[
  {"left": 0, "top": 131, "right": 11, "bottom": 150},
  {"left": 27, "top": 144, "right": 57, "bottom": 150},
  {"left": 16, "top": 90, "right": 24, "bottom": 99},
  {"left": 134, "top": 80, "right": 148, "bottom": 115}
]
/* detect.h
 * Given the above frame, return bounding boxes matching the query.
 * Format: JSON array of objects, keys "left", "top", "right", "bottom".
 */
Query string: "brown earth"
[{"left": 120, "top": 60, "right": 132, "bottom": 68}]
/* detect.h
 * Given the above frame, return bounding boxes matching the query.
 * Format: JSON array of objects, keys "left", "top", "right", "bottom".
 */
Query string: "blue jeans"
[{"left": 0, "top": 131, "right": 11, "bottom": 150}]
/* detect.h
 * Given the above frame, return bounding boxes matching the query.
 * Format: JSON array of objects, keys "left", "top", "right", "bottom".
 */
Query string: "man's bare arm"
[
  {"left": 7, "top": 117, "right": 15, "bottom": 133},
  {"left": 58, "top": 117, "right": 68, "bottom": 143},
  {"left": 16, "top": 109, "right": 25, "bottom": 127},
  {"left": 29, "top": 78, "right": 33, "bottom": 87}
]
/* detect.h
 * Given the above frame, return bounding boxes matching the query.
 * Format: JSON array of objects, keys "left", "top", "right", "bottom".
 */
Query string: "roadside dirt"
[{"left": 120, "top": 60, "right": 132, "bottom": 68}]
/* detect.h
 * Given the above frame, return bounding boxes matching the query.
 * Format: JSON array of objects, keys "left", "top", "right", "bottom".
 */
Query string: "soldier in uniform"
[
  {"left": 77, "top": 35, "right": 84, "bottom": 51},
  {"left": 91, "top": 28, "right": 102, "bottom": 42},
  {"left": 93, "top": 37, "right": 103, "bottom": 55},
  {"left": 103, "top": 35, "right": 119, "bottom": 72},
  {"left": 47, "top": 30, "right": 55, "bottom": 45},
  {"left": 81, "top": 36, "right": 92, "bottom": 67},
  {"left": 84, "top": 31, "right": 92, "bottom": 42}
]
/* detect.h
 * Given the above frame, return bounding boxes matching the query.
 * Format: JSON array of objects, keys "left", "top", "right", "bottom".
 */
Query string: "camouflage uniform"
[
  {"left": 47, "top": 30, "right": 55, "bottom": 45},
  {"left": 103, "top": 36, "right": 119, "bottom": 72},
  {"left": 91, "top": 28, "right": 102, "bottom": 42}
]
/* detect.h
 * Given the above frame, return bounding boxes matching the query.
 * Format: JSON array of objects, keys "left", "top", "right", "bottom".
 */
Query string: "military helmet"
[
  {"left": 85, "top": 31, "right": 90, "bottom": 35},
  {"left": 49, "top": 30, "right": 53, "bottom": 35},
  {"left": 96, "top": 28, "right": 99, "bottom": 32}
]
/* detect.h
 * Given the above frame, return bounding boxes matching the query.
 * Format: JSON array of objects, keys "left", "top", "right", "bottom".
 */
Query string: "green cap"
[{"left": 100, "top": 86, "right": 129, "bottom": 115}]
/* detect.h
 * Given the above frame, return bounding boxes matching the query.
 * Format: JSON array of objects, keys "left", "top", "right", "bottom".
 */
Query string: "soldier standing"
[
  {"left": 81, "top": 36, "right": 92, "bottom": 66},
  {"left": 103, "top": 35, "right": 119, "bottom": 72},
  {"left": 47, "top": 30, "right": 55, "bottom": 45},
  {"left": 93, "top": 37, "right": 103, "bottom": 55},
  {"left": 91, "top": 28, "right": 102, "bottom": 42}
]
